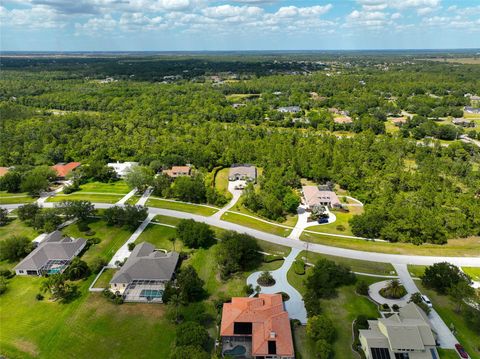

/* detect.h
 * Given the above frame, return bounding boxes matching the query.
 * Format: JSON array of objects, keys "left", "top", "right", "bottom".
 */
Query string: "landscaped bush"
[
  {"left": 277, "top": 292, "right": 290, "bottom": 301},
  {"left": 381, "top": 303, "right": 390, "bottom": 311},
  {"left": 356, "top": 280, "right": 369, "bottom": 295},
  {"left": 128, "top": 242, "right": 136, "bottom": 251},
  {"left": 36, "top": 293, "right": 44, "bottom": 301},
  {"left": 0, "top": 269, "right": 14, "bottom": 279},
  {"left": 102, "top": 288, "right": 123, "bottom": 305},
  {"left": 86, "top": 237, "right": 101, "bottom": 249},
  {"left": 263, "top": 254, "right": 284, "bottom": 263},
  {"left": 379, "top": 280, "right": 407, "bottom": 299},
  {"left": 293, "top": 259, "right": 305, "bottom": 275},
  {"left": 257, "top": 271, "right": 275, "bottom": 287},
  {"left": 244, "top": 284, "right": 254, "bottom": 296},
  {"left": 90, "top": 257, "right": 107, "bottom": 274},
  {"left": 392, "top": 304, "right": 399, "bottom": 311}
]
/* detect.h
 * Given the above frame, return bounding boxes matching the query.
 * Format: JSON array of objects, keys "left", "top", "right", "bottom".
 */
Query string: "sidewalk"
[{"left": 116, "top": 188, "right": 137, "bottom": 205}]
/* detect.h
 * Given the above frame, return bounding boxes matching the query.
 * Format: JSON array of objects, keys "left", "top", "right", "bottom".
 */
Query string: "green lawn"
[
  {"left": 462, "top": 267, "right": 480, "bottom": 281},
  {"left": 407, "top": 265, "right": 427, "bottom": 278},
  {"left": 125, "top": 195, "right": 142, "bottom": 205},
  {"left": 48, "top": 193, "right": 124, "bottom": 204},
  {"left": 306, "top": 211, "right": 355, "bottom": 236},
  {"left": 92, "top": 268, "right": 117, "bottom": 289},
  {"left": 289, "top": 268, "right": 380, "bottom": 359},
  {"left": 0, "top": 219, "right": 40, "bottom": 242},
  {"left": 0, "top": 191, "right": 37, "bottom": 204},
  {"left": 221, "top": 211, "right": 293, "bottom": 237},
  {"left": 0, "top": 277, "right": 175, "bottom": 359},
  {"left": 152, "top": 215, "right": 182, "bottom": 227},
  {"left": 438, "top": 349, "right": 463, "bottom": 359},
  {"left": 417, "top": 283, "right": 480, "bottom": 357},
  {"left": 77, "top": 180, "right": 130, "bottom": 194},
  {"left": 300, "top": 231, "right": 480, "bottom": 257},
  {"left": 62, "top": 218, "right": 134, "bottom": 264},
  {"left": 134, "top": 224, "right": 182, "bottom": 251},
  {"left": 214, "top": 168, "right": 232, "bottom": 201},
  {"left": 297, "top": 251, "right": 396, "bottom": 276},
  {"left": 146, "top": 197, "right": 218, "bottom": 216}
]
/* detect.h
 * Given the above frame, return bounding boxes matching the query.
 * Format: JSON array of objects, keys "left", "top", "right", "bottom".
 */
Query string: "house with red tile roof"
[
  {"left": 220, "top": 294, "right": 295, "bottom": 359},
  {"left": 0, "top": 167, "right": 10, "bottom": 177},
  {"left": 162, "top": 165, "right": 191, "bottom": 178},
  {"left": 51, "top": 162, "right": 81, "bottom": 179}
]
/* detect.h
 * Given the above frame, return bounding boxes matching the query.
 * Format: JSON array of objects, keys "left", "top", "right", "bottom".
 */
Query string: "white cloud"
[
  {"left": 391, "top": 12, "right": 401, "bottom": 19},
  {"left": 202, "top": 5, "right": 263, "bottom": 19}
]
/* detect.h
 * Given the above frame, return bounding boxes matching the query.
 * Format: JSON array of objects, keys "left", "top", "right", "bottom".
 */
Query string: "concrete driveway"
[{"left": 246, "top": 248, "right": 307, "bottom": 324}]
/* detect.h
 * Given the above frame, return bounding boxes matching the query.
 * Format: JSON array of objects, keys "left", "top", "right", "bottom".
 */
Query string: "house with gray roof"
[
  {"left": 109, "top": 242, "right": 179, "bottom": 303},
  {"left": 359, "top": 303, "right": 438, "bottom": 359},
  {"left": 14, "top": 231, "right": 86, "bottom": 276},
  {"left": 228, "top": 164, "right": 257, "bottom": 182},
  {"left": 277, "top": 106, "right": 301, "bottom": 114}
]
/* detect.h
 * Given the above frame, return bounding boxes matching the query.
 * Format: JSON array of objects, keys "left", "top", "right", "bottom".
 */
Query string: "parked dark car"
[
  {"left": 455, "top": 343, "right": 469, "bottom": 359},
  {"left": 317, "top": 218, "right": 329, "bottom": 224}
]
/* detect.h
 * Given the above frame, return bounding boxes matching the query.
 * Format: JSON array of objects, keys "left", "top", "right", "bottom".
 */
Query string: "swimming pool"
[
  {"left": 223, "top": 345, "right": 246, "bottom": 356},
  {"left": 139, "top": 289, "right": 163, "bottom": 299}
]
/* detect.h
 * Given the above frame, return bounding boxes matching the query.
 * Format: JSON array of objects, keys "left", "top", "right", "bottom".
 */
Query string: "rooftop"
[
  {"left": 52, "top": 162, "right": 81, "bottom": 178},
  {"left": 110, "top": 242, "right": 179, "bottom": 284},
  {"left": 302, "top": 185, "right": 340, "bottom": 207},
  {"left": 220, "top": 294, "right": 294, "bottom": 357}
]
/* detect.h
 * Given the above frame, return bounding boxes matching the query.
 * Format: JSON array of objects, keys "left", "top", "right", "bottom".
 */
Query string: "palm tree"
[{"left": 385, "top": 279, "right": 405, "bottom": 298}]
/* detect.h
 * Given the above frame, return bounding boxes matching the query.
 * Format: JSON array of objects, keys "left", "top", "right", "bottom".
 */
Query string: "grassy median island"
[
  {"left": 301, "top": 231, "right": 480, "bottom": 257},
  {"left": 146, "top": 197, "right": 218, "bottom": 216},
  {"left": 47, "top": 193, "right": 124, "bottom": 204},
  {"left": 0, "top": 276, "right": 176, "bottom": 359},
  {"left": 0, "top": 191, "right": 37, "bottom": 204},
  {"left": 221, "top": 211, "right": 293, "bottom": 237}
]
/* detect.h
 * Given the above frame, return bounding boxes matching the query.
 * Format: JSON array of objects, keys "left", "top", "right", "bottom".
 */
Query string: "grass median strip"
[
  {"left": 146, "top": 197, "right": 218, "bottom": 216},
  {"left": 47, "top": 193, "right": 124, "bottom": 204},
  {"left": 221, "top": 211, "right": 293, "bottom": 237},
  {"left": 301, "top": 231, "right": 480, "bottom": 257}
]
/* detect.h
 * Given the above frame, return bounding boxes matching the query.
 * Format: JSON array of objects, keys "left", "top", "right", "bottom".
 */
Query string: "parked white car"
[{"left": 421, "top": 294, "right": 433, "bottom": 308}]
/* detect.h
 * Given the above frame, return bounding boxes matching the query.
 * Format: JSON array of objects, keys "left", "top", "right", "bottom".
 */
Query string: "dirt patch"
[{"left": 14, "top": 338, "right": 39, "bottom": 357}]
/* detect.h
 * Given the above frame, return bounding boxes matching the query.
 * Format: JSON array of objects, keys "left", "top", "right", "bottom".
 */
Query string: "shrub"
[
  {"left": 77, "top": 221, "right": 90, "bottom": 232},
  {"left": 128, "top": 242, "right": 136, "bottom": 251},
  {"left": 102, "top": 288, "right": 123, "bottom": 305},
  {"left": 0, "top": 235, "right": 33, "bottom": 261},
  {"left": 86, "top": 237, "right": 101, "bottom": 248},
  {"left": 392, "top": 304, "right": 399, "bottom": 311},
  {"left": 0, "top": 269, "right": 14, "bottom": 279},
  {"left": 263, "top": 254, "right": 284, "bottom": 263},
  {"left": 306, "top": 315, "right": 336, "bottom": 342},
  {"left": 356, "top": 280, "right": 369, "bottom": 295},
  {"left": 36, "top": 293, "right": 44, "bottom": 301},
  {"left": 257, "top": 271, "right": 275, "bottom": 287},
  {"left": 355, "top": 315, "right": 369, "bottom": 329},
  {"left": 381, "top": 303, "right": 390, "bottom": 311},
  {"left": 244, "top": 284, "right": 254, "bottom": 296},
  {"left": 293, "top": 259, "right": 305, "bottom": 275},
  {"left": 336, "top": 224, "right": 346, "bottom": 232},
  {"left": 90, "top": 257, "right": 107, "bottom": 274},
  {"left": 379, "top": 280, "right": 407, "bottom": 299}
]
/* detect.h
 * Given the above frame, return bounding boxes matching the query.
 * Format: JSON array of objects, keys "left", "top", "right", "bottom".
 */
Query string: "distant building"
[
  {"left": 277, "top": 106, "right": 301, "bottom": 114},
  {"left": 14, "top": 231, "right": 86, "bottom": 276},
  {"left": 107, "top": 161, "right": 138, "bottom": 178},
  {"left": 109, "top": 242, "right": 179, "bottom": 303},
  {"left": 391, "top": 117, "right": 407, "bottom": 126},
  {"left": 232, "top": 103, "right": 245, "bottom": 109},
  {"left": 359, "top": 303, "right": 438, "bottom": 359},
  {"left": 163, "top": 165, "right": 192, "bottom": 178},
  {"left": 228, "top": 164, "right": 257, "bottom": 182},
  {"left": 0, "top": 167, "right": 10, "bottom": 177},
  {"left": 220, "top": 294, "right": 295, "bottom": 359},
  {"left": 302, "top": 185, "right": 341, "bottom": 210},
  {"left": 452, "top": 118, "right": 474, "bottom": 127},
  {"left": 334, "top": 116, "right": 353, "bottom": 124},
  {"left": 51, "top": 162, "right": 81, "bottom": 180},
  {"left": 464, "top": 106, "right": 480, "bottom": 114}
]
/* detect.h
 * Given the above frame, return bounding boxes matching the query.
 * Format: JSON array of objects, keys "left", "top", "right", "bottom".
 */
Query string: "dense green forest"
[{"left": 1, "top": 54, "right": 479, "bottom": 244}]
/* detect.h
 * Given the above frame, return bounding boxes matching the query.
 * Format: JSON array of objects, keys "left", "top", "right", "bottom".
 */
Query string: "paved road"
[
  {"left": 2, "top": 202, "right": 480, "bottom": 267},
  {"left": 393, "top": 264, "right": 458, "bottom": 349},
  {"left": 246, "top": 248, "right": 307, "bottom": 324}
]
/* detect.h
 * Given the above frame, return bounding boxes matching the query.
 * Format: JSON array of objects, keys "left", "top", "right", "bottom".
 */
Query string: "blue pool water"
[
  {"left": 140, "top": 289, "right": 163, "bottom": 298},
  {"left": 224, "top": 345, "right": 246, "bottom": 356}
]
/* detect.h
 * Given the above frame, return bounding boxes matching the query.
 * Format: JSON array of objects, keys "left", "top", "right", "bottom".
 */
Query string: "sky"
[{"left": 1, "top": 0, "right": 480, "bottom": 51}]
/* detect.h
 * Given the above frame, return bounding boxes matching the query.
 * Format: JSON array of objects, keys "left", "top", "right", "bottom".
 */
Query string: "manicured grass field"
[
  {"left": 92, "top": 268, "right": 117, "bottom": 288},
  {"left": 0, "top": 219, "right": 40, "bottom": 242},
  {"left": 289, "top": 269, "right": 379, "bottom": 359},
  {"left": 48, "top": 193, "right": 124, "bottom": 204},
  {"left": 300, "top": 231, "right": 480, "bottom": 257},
  {"left": 221, "top": 211, "right": 293, "bottom": 237},
  {"left": 77, "top": 180, "right": 130, "bottom": 194},
  {"left": 438, "top": 349, "right": 463, "bottom": 359},
  {"left": 146, "top": 197, "right": 218, "bottom": 216},
  {"left": 0, "top": 277, "right": 175, "bottom": 359},
  {"left": 297, "top": 251, "right": 396, "bottom": 276},
  {"left": 462, "top": 267, "right": 480, "bottom": 281},
  {"left": 417, "top": 283, "right": 480, "bottom": 357},
  {"left": 134, "top": 224, "right": 182, "bottom": 251},
  {"left": 125, "top": 195, "right": 142, "bottom": 205},
  {"left": 152, "top": 215, "right": 182, "bottom": 227},
  {"left": 307, "top": 211, "right": 356, "bottom": 236},
  {"left": 213, "top": 168, "right": 232, "bottom": 200},
  {"left": 407, "top": 265, "right": 427, "bottom": 278},
  {"left": 0, "top": 191, "right": 37, "bottom": 204},
  {"left": 62, "top": 218, "right": 134, "bottom": 264}
]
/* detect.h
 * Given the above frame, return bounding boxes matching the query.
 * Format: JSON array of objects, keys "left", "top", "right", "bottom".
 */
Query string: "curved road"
[{"left": 3, "top": 202, "right": 480, "bottom": 267}]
